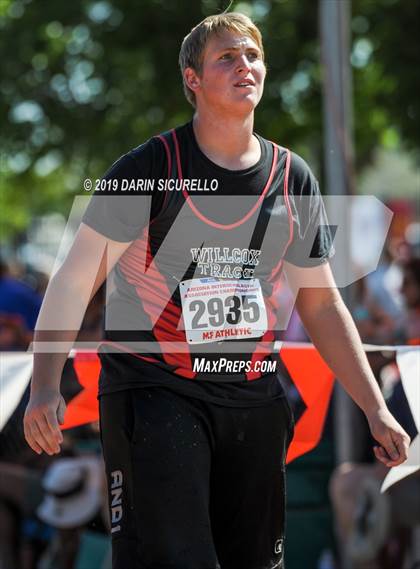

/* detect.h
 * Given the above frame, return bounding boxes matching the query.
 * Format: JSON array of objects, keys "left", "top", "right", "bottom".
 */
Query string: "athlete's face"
[{"left": 186, "top": 29, "right": 266, "bottom": 116}]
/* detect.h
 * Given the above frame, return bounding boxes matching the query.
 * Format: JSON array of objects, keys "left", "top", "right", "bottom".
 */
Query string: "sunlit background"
[{"left": 0, "top": 1, "right": 419, "bottom": 568}]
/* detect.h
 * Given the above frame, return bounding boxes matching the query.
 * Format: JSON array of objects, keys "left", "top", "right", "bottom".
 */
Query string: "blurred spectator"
[
  {"left": 0, "top": 454, "right": 108, "bottom": 569},
  {"left": 365, "top": 243, "right": 404, "bottom": 325},
  {"left": 36, "top": 455, "right": 109, "bottom": 569},
  {"left": 405, "top": 222, "right": 420, "bottom": 258},
  {"left": 329, "top": 371, "right": 419, "bottom": 568},
  {"left": 0, "top": 259, "right": 42, "bottom": 332},
  {"left": 0, "top": 314, "right": 31, "bottom": 351},
  {"left": 329, "top": 254, "right": 420, "bottom": 565},
  {"left": 329, "top": 256, "right": 419, "bottom": 566},
  {"left": 0, "top": 259, "right": 42, "bottom": 350},
  {"left": 0, "top": 282, "right": 106, "bottom": 569},
  {"left": 351, "top": 276, "right": 396, "bottom": 344},
  {"left": 399, "top": 257, "right": 420, "bottom": 344},
  {"left": 37, "top": 456, "right": 104, "bottom": 530}
]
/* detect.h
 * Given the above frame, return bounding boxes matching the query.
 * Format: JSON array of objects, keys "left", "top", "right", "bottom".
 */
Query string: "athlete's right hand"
[{"left": 24, "top": 390, "right": 66, "bottom": 455}]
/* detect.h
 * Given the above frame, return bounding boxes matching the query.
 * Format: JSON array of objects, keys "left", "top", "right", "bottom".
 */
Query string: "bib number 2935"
[{"left": 180, "top": 278, "right": 268, "bottom": 344}]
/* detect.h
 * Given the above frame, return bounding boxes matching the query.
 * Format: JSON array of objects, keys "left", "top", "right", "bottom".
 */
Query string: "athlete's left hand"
[{"left": 367, "top": 407, "right": 411, "bottom": 467}]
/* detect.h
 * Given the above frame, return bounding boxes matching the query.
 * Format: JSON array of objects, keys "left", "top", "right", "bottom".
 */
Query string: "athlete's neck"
[{"left": 192, "top": 112, "right": 260, "bottom": 171}]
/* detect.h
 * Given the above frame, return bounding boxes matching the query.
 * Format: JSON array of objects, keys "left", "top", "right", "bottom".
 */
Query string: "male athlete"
[{"left": 24, "top": 13, "right": 410, "bottom": 569}]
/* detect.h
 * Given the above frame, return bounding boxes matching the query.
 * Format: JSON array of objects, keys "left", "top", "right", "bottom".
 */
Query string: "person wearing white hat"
[{"left": 37, "top": 456, "right": 103, "bottom": 530}]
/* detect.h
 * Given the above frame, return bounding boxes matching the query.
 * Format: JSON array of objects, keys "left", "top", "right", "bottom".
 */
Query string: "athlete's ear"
[{"left": 184, "top": 67, "right": 201, "bottom": 93}]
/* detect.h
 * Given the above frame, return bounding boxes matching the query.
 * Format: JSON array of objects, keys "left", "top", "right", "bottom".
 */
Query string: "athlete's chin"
[{"left": 228, "top": 95, "right": 261, "bottom": 115}]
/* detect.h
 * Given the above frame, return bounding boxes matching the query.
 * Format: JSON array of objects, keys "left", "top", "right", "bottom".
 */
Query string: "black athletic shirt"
[{"left": 83, "top": 121, "right": 333, "bottom": 405}]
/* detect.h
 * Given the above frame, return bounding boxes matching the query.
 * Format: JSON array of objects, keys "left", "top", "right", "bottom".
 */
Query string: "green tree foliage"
[
  {"left": 0, "top": 0, "right": 418, "bottom": 240},
  {"left": 352, "top": 0, "right": 419, "bottom": 164}
]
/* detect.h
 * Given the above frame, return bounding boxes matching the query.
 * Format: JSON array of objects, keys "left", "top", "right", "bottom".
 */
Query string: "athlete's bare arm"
[
  {"left": 24, "top": 223, "right": 132, "bottom": 456},
  {"left": 284, "top": 260, "right": 410, "bottom": 467}
]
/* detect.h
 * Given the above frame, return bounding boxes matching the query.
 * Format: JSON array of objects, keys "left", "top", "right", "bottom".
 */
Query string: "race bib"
[{"left": 179, "top": 278, "right": 268, "bottom": 344}]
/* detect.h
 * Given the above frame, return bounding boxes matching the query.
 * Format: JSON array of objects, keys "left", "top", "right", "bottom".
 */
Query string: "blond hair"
[{"left": 179, "top": 12, "right": 264, "bottom": 107}]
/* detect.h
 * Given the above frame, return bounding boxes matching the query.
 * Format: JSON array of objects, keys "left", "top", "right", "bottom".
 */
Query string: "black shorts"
[{"left": 99, "top": 387, "right": 294, "bottom": 569}]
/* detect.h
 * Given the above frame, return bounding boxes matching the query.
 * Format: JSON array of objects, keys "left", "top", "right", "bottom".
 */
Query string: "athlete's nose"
[{"left": 235, "top": 53, "right": 252, "bottom": 74}]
